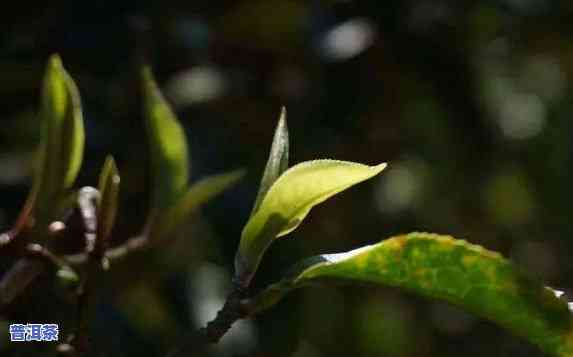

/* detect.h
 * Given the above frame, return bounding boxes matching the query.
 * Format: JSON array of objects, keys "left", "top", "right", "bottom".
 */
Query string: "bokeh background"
[{"left": 2, "top": 1, "right": 573, "bottom": 356}]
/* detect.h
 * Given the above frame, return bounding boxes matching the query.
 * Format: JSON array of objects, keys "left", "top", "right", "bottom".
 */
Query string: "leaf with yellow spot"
[{"left": 249, "top": 233, "right": 573, "bottom": 356}]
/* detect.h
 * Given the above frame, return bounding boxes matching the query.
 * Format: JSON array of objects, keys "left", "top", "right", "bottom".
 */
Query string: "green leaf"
[
  {"left": 249, "top": 233, "right": 573, "bottom": 357},
  {"left": 35, "top": 54, "right": 85, "bottom": 221},
  {"left": 174, "top": 169, "right": 245, "bottom": 221},
  {"left": 56, "top": 266, "right": 80, "bottom": 285},
  {"left": 141, "top": 67, "right": 189, "bottom": 210},
  {"left": 235, "top": 160, "right": 386, "bottom": 286},
  {"left": 148, "top": 169, "right": 245, "bottom": 240},
  {"left": 97, "top": 156, "right": 120, "bottom": 246},
  {"left": 251, "top": 107, "right": 289, "bottom": 215}
]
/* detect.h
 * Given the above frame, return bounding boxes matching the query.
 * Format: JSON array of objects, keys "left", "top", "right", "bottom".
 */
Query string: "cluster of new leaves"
[
  {"left": 234, "top": 109, "right": 387, "bottom": 286},
  {"left": 0, "top": 55, "right": 243, "bottom": 353},
  {"left": 2, "top": 54, "right": 573, "bottom": 357}
]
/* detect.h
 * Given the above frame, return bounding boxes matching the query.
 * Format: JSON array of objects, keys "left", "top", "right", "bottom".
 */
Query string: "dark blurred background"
[{"left": 1, "top": 0, "right": 573, "bottom": 356}]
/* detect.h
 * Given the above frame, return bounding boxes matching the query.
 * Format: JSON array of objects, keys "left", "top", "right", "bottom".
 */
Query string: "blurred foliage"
[{"left": 2, "top": 1, "right": 573, "bottom": 356}]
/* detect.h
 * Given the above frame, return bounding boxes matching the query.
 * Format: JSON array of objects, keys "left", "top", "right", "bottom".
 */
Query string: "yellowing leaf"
[
  {"left": 235, "top": 160, "right": 386, "bottom": 286},
  {"left": 142, "top": 67, "right": 189, "bottom": 210},
  {"left": 249, "top": 233, "right": 573, "bottom": 357}
]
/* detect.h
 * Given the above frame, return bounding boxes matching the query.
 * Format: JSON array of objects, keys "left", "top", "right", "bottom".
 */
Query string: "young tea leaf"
[
  {"left": 35, "top": 54, "right": 85, "bottom": 221},
  {"left": 235, "top": 160, "right": 386, "bottom": 286},
  {"left": 249, "top": 233, "right": 573, "bottom": 357},
  {"left": 173, "top": 169, "right": 245, "bottom": 221},
  {"left": 148, "top": 169, "right": 245, "bottom": 240},
  {"left": 59, "top": 67, "right": 85, "bottom": 190},
  {"left": 251, "top": 107, "right": 289, "bottom": 215},
  {"left": 97, "top": 156, "right": 120, "bottom": 246},
  {"left": 142, "top": 67, "right": 189, "bottom": 210}
]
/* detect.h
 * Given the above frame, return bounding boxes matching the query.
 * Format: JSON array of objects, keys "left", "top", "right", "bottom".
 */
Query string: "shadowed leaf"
[
  {"left": 97, "top": 156, "right": 120, "bottom": 246},
  {"left": 142, "top": 67, "right": 189, "bottom": 210},
  {"left": 35, "top": 54, "right": 85, "bottom": 222},
  {"left": 149, "top": 169, "right": 245, "bottom": 240}
]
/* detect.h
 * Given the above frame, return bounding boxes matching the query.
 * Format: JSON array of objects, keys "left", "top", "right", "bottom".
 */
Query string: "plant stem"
[
  {"left": 202, "top": 286, "right": 248, "bottom": 343},
  {"left": 71, "top": 188, "right": 101, "bottom": 354},
  {"left": 167, "top": 284, "right": 249, "bottom": 357},
  {"left": 0, "top": 243, "right": 76, "bottom": 313}
]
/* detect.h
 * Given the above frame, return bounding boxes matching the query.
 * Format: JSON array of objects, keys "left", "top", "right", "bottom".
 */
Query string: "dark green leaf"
[{"left": 249, "top": 233, "right": 573, "bottom": 356}]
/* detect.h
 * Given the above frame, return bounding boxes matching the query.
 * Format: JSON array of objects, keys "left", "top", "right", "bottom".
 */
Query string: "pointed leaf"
[
  {"left": 142, "top": 67, "right": 189, "bottom": 210},
  {"left": 251, "top": 107, "right": 289, "bottom": 215},
  {"left": 97, "top": 156, "right": 120, "bottom": 247},
  {"left": 60, "top": 68, "right": 84, "bottom": 189},
  {"left": 148, "top": 169, "right": 245, "bottom": 240},
  {"left": 173, "top": 169, "right": 245, "bottom": 223},
  {"left": 249, "top": 233, "right": 573, "bottom": 357},
  {"left": 35, "top": 54, "right": 85, "bottom": 221},
  {"left": 235, "top": 160, "right": 387, "bottom": 286}
]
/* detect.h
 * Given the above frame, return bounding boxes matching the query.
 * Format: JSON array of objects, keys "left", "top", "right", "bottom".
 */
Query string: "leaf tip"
[
  {"left": 141, "top": 65, "right": 152, "bottom": 80},
  {"left": 279, "top": 105, "right": 287, "bottom": 122},
  {"left": 47, "top": 54, "right": 63, "bottom": 71},
  {"left": 103, "top": 156, "right": 120, "bottom": 184},
  {"left": 141, "top": 65, "right": 159, "bottom": 95},
  {"left": 277, "top": 106, "right": 288, "bottom": 136},
  {"left": 373, "top": 162, "right": 388, "bottom": 173},
  {"left": 231, "top": 168, "right": 247, "bottom": 181}
]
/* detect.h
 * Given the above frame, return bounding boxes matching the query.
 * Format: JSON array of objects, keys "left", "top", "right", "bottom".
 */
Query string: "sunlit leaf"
[
  {"left": 97, "top": 156, "right": 120, "bottom": 246},
  {"left": 141, "top": 67, "right": 189, "bottom": 210},
  {"left": 235, "top": 160, "right": 386, "bottom": 286},
  {"left": 35, "top": 54, "right": 85, "bottom": 221},
  {"left": 251, "top": 107, "right": 288, "bottom": 215},
  {"left": 249, "top": 233, "right": 573, "bottom": 357},
  {"left": 148, "top": 169, "right": 245, "bottom": 240}
]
